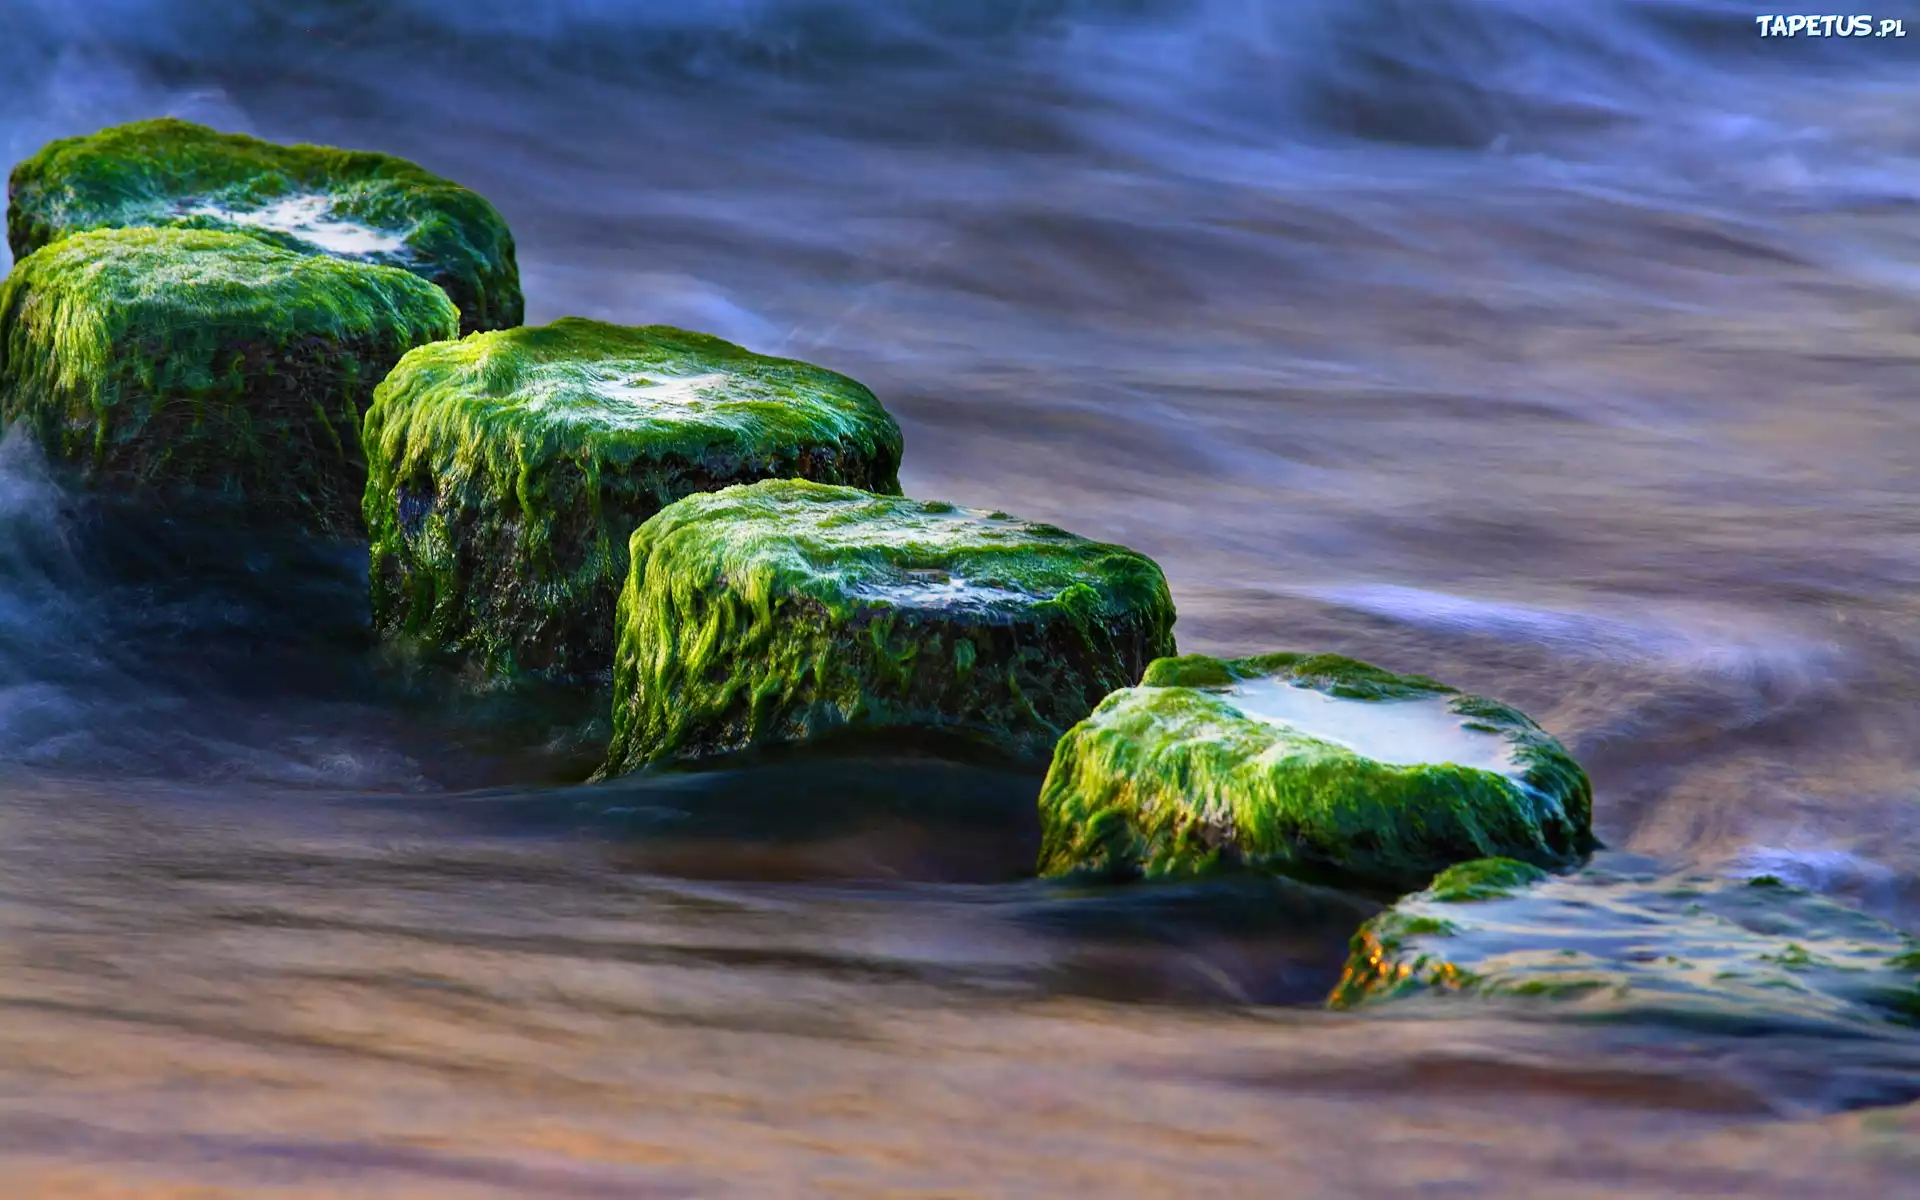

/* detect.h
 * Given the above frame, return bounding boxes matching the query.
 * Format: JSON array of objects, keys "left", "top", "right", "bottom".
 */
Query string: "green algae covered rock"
[
  {"left": 1036, "top": 652, "right": 1594, "bottom": 892},
  {"left": 597, "top": 478, "right": 1177, "bottom": 774},
  {"left": 1331, "top": 855, "right": 1920, "bottom": 1033},
  {"left": 363, "top": 320, "right": 907, "bottom": 682},
  {"left": 8, "top": 118, "right": 521, "bottom": 334},
  {"left": 0, "top": 227, "right": 458, "bottom": 533}
]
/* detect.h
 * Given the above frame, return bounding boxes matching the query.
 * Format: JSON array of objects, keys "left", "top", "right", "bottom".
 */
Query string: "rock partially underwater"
[
  {"left": 1332, "top": 856, "right": 1920, "bottom": 1033},
  {"left": 597, "top": 479, "right": 1177, "bottom": 775},
  {"left": 7, "top": 118, "right": 521, "bottom": 334},
  {"left": 363, "top": 320, "right": 905, "bottom": 682},
  {"left": 1036, "top": 653, "right": 1593, "bottom": 892},
  {"left": 0, "top": 227, "right": 457, "bottom": 533}
]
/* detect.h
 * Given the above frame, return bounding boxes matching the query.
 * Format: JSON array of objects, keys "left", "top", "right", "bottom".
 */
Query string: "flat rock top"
[
  {"left": 374, "top": 318, "right": 899, "bottom": 452},
  {"left": 8, "top": 118, "right": 504, "bottom": 266},
  {"left": 633, "top": 479, "right": 1172, "bottom": 619},
  {"left": 1343, "top": 854, "right": 1920, "bottom": 1032},
  {"left": 1, "top": 226, "right": 456, "bottom": 341}
]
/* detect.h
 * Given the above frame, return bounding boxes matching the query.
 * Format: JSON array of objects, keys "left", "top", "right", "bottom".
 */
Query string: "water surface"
[
  {"left": 1225, "top": 677, "right": 1520, "bottom": 773},
  {"left": 3, "top": 0, "right": 1920, "bottom": 1193}
]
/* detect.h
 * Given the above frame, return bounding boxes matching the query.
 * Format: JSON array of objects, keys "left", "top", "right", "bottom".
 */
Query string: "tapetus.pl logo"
[{"left": 1753, "top": 14, "right": 1907, "bottom": 35}]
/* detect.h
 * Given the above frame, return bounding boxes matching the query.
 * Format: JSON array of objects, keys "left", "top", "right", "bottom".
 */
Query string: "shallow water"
[
  {"left": 187, "top": 193, "right": 411, "bottom": 257},
  {"left": 1224, "top": 677, "right": 1519, "bottom": 773},
  {"left": 596, "top": 373, "right": 741, "bottom": 413},
  {"left": 1363, "top": 854, "right": 1920, "bottom": 1034},
  {"left": 846, "top": 574, "right": 1039, "bottom": 610},
  {"left": 5, "top": 0, "right": 1920, "bottom": 1193},
  {"left": 534, "top": 369, "right": 750, "bottom": 430}
]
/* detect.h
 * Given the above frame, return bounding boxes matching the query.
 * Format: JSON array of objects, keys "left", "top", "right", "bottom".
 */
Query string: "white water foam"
[
  {"left": 847, "top": 572, "right": 1036, "bottom": 611},
  {"left": 598, "top": 371, "right": 737, "bottom": 410},
  {"left": 1224, "top": 677, "right": 1519, "bottom": 775},
  {"left": 189, "top": 193, "right": 409, "bottom": 257}
]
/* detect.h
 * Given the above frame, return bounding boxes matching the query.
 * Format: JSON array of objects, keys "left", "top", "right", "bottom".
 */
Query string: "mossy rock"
[
  {"left": 0, "top": 226, "right": 458, "bottom": 533},
  {"left": 8, "top": 118, "right": 521, "bottom": 335},
  {"left": 1035, "top": 652, "right": 1594, "bottom": 892},
  {"left": 596, "top": 479, "right": 1177, "bottom": 774},
  {"left": 1331, "top": 855, "right": 1920, "bottom": 1032},
  {"left": 363, "top": 320, "right": 907, "bottom": 682}
]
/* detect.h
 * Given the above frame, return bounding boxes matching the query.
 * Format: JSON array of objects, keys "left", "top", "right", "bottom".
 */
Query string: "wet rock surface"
[
  {"left": 7, "top": 118, "right": 522, "bottom": 334},
  {"left": 363, "top": 318, "right": 904, "bottom": 682},
  {"left": 600, "top": 479, "right": 1176, "bottom": 774},
  {"left": 1037, "top": 653, "right": 1594, "bottom": 892},
  {"left": 1334, "top": 853, "right": 1920, "bottom": 1035},
  {"left": 0, "top": 226, "right": 456, "bottom": 534}
]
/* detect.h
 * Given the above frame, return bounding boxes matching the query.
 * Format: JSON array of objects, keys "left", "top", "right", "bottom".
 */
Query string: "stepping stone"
[
  {"left": 596, "top": 478, "right": 1177, "bottom": 774},
  {"left": 1331, "top": 855, "right": 1920, "bottom": 1033},
  {"left": 363, "top": 320, "right": 906, "bottom": 682},
  {"left": 8, "top": 118, "right": 521, "bottom": 334},
  {"left": 1036, "top": 652, "right": 1594, "bottom": 892},
  {"left": 0, "top": 227, "right": 458, "bottom": 533}
]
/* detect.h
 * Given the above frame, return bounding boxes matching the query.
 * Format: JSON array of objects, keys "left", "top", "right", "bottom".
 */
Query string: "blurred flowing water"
[{"left": 4, "top": 0, "right": 1920, "bottom": 1193}]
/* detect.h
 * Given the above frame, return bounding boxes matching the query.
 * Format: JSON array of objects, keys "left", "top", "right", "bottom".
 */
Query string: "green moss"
[
  {"left": 1138, "top": 654, "right": 1239, "bottom": 689},
  {"left": 1758, "top": 944, "right": 1830, "bottom": 972},
  {"left": 1505, "top": 979, "right": 1608, "bottom": 999},
  {"left": 595, "top": 479, "right": 1176, "bottom": 772},
  {"left": 363, "top": 320, "right": 906, "bottom": 681},
  {"left": 8, "top": 118, "right": 521, "bottom": 334},
  {"left": 1881, "top": 986, "right": 1920, "bottom": 1025},
  {"left": 1143, "top": 651, "right": 1454, "bottom": 700},
  {"left": 1329, "top": 911, "right": 1474, "bottom": 1008},
  {"left": 1330, "top": 856, "right": 1920, "bottom": 1027},
  {"left": 1362, "top": 913, "right": 1458, "bottom": 954},
  {"left": 1036, "top": 652, "right": 1594, "bottom": 892},
  {"left": 0, "top": 227, "right": 457, "bottom": 532},
  {"left": 1425, "top": 857, "right": 1549, "bottom": 903}
]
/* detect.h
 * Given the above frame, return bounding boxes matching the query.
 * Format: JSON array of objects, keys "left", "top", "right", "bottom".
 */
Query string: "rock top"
[
  {"left": 599, "top": 479, "right": 1177, "bottom": 773},
  {"left": 0, "top": 226, "right": 457, "bottom": 532},
  {"left": 1037, "top": 652, "right": 1594, "bottom": 891},
  {"left": 1333, "top": 854, "right": 1920, "bottom": 1035},
  {"left": 363, "top": 319, "right": 905, "bottom": 680},
  {"left": 8, "top": 118, "right": 521, "bottom": 334}
]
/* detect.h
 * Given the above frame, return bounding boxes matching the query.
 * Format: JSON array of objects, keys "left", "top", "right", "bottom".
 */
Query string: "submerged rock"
[
  {"left": 363, "top": 320, "right": 905, "bottom": 682},
  {"left": 1036, "top": 653, "right": 1593, "bottom": 891},
  {"left": 7, "top": 118, "right": 521, "bottom": 334},
  {"left": 597, "top": 479, "right": 1176, "bottom": 774},
  {"left": 1331, "top": 855, "right": 1920, "bottom": 1033},
  {"left": 0, "top": 227, "right": 458, "bottom": 534}
]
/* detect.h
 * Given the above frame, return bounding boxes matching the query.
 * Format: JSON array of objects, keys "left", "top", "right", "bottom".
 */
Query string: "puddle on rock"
[
  {"left": 1223, "top": 678, "right": 1519, "bottom": 775},
  {"left": 186, "top": 193, "right": 410, "bottom": 257}
]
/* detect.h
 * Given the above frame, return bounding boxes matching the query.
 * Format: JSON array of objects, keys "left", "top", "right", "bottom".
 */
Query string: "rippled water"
[{"left": 4, "top": 0, "right": 1920, "bottom": 1192}]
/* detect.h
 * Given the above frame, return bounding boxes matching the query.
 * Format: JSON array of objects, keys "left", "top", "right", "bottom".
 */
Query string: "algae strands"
[
  {"left": 597, "top": 479, "right": 1177, "bottom": 775},
  {"left": 362, "top": 320, "right": 905, "bottom": 682},
  {"left": 0, "top": 226, "right": 458, "bottom": 534},
  {"left": 7, "top": 118, "right": 521, "bottom": 334},
  {"left": 1036, "top": 652, "right": 1595, "bottom": 892}
]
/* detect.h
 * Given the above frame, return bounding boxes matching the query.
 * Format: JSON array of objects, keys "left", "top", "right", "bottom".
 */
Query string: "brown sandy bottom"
[{"left": 0, "top": 773, "right": 1911, "bottom": 1198}]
